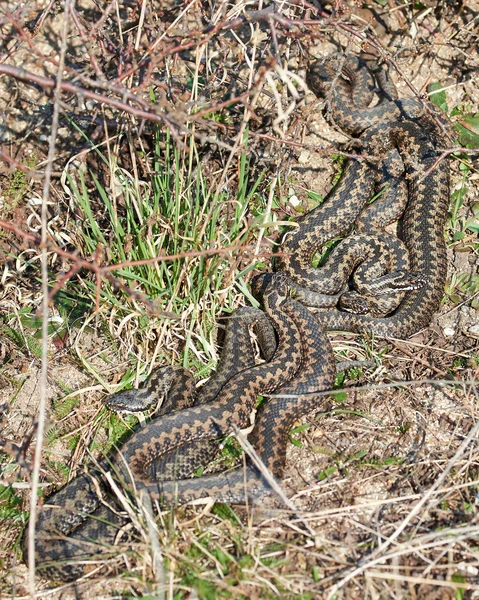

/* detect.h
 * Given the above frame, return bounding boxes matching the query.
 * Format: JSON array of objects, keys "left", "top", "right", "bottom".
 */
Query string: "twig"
[
  {"left": 139, "top": 492, "right": 166, "bottom": 600},
  {"left": 326, "top": 404, "right": 479, "bottom": 599},
  {"left": 233, "top": 427, "right": 318, "bottom": 539},
  {"left": 27, "top": 1, "right": 72, "bottom": 595},
  {"left": 0, "top": 64, "right": 176, "bottom": 130},
  {"left": 0, "top": 219, "right": 275, "bottom": 315},
  {"left": 366, "top": 571, "right": 479, "bottom": 592},
  {"left": 0, "top": 150, "right": 61, "bottom": 178},
  {"left": 419, "top": 146, "right": 479, "bottom": 181}
]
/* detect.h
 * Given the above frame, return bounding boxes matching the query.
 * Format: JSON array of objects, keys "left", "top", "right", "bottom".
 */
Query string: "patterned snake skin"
[
  {"left": 24, "top": 55, "right": 450, "bottom": 581},
  {"left": 105, "top": 306, "right": 277, "bottom": 481},
  {"left": 278, "top": 55, "right": 450, "bottom": 335},
  {"left": 25, "top": 275, "right": 336, "bottom": 580}
]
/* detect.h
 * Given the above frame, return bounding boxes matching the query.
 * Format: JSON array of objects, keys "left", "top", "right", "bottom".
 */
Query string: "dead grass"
[{"left": 1, "top": 0, "right": 479, "bottom": 598}]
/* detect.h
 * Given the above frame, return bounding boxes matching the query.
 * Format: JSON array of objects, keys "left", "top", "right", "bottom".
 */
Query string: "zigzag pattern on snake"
[
  {"left": 278, "top": 55, "right": 450, "bottom": 336},
  {"left": 24, "top": 54, "right": 450, "bottom": 581},
  {"left": 25, "top": 275, "right": 336, "bottom": 580}
]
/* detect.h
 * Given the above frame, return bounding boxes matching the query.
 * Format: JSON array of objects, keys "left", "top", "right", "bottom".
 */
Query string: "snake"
[
  {"left": 112, "top": 279, "right": 335, "bottom": 505},
  {"left": 24, "top": 274, "right": 336, "bottom": 580},
  {"left": 105, "top": 306, "right": 277, "bottom": 481},
  {"left": 277, "top": 54, "right": 450, "bottom": 335},
  {"left": 23, "top": 307, "right": 276, "bottom": 580},
  {"left": 23, "top": 54, "right": 450, "bottom": 581}
]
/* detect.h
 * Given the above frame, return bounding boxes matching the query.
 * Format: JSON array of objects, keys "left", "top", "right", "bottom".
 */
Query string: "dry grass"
[{"left": 1, "top": 0, "right": 479, "bottom": 598}]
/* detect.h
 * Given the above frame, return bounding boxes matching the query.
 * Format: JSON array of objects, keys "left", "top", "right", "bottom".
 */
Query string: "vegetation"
[{"left": 0, "top": 0, "right": 478, "bottom": 598}]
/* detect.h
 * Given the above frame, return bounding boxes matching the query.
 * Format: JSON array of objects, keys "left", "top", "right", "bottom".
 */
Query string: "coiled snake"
[
  {"left": 24, "top": 54, "right": 450, "bottom": 580},
  {"left": 279, "top": 55, "right": 450, "bottom": 335},
  {"left": 25, "top": 275, "right": 336, "bottom": 580}
]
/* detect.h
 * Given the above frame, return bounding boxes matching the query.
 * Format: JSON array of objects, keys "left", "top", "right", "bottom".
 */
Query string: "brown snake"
[
  {"left": 25, "top": 275, "right": 336, "bottom": 580},
  {"left": 278, "top": 55, "right": 450, "bottom": 335},
  {"left": 24, "top": 54, "right": 450, "bottom": 581},
  {"left": 105, "top": 306, "right": 277, "bottom": 481}
]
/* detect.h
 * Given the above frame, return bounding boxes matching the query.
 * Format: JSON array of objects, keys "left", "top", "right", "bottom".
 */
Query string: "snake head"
[
  {"left": 105, "top": 365, "right": 179, "bottom": 413},
  {"left": 262, "top": 273, "right": 292, "bottom": 311},
  {"left": 383, "top": 270, "right": 428, "bottom": 291}
]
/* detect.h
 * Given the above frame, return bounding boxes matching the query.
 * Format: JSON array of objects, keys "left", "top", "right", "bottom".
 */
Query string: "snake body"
[
  {"left": 278, "top": 55, "right": 449, "bottom": 336},
  {"left": 24, "top": 54, "right": 450, "bottom": 581},
  {"left": 26, "top": 275, "right": 335, "bottom": 579},
  {"left": 106, "top": 307, "right": 277, "bottom": 481},
  {"left": 114, "top": 284, "right": 335, "bottom": 504},
  {"left": 24, "top": 307, "right": 277, "bottom": 580}
]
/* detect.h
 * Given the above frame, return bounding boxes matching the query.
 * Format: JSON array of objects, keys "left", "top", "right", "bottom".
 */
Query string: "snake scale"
[
  {"left": 24, "top": 54, "right": 450, "bottom": 580},
  {"left": 280, "top": 55, "right": 450, "bottom": 335}
]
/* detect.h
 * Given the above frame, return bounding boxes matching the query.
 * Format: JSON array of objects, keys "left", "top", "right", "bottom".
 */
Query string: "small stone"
[
  {"left": 457, "top": 561, "right": 479, "bottom": 576},
  {"left": 298, "top": 150, "right": 310, "bottom": 164},
  {"left": 469, "top": 324, "right": 479, "bottom": 337},
  {"left": 443, "top": 327, "right": 455, "bottom": 337},
  {"left": 289, "top": 195, "right": 301, "bottom": 207}
]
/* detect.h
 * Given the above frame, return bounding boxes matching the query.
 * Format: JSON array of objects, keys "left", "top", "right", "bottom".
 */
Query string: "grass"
[
  {"left": 50, "top": 126, "right": 276, "bottom": 463},
  {"left": 431, "top": 82, "right": 479, "bottom": 309},
  {"left": 0, "top": 154, "right": 37, "bottom": 210},
  {"left": 63, "top": 128, "right": 270, "bottom": 376},
  {"left": 0, "top": 480, "right": 24, "bottom": 523}
]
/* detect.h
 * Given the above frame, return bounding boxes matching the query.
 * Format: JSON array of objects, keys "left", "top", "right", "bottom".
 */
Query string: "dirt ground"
[{"left": 1, "top": 1, "right": 479, "bottom": 598}]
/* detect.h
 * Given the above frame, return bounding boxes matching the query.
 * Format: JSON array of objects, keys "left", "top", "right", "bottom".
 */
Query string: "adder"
[
  {"left": 277, "top": 54, "right": 450, "bottom": 336},
  {"left": 23, "top": 54, "right": 450, "bottom": 581},
  {"left": 25, "top": 274, "right": 336, "bottom": 580}
]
